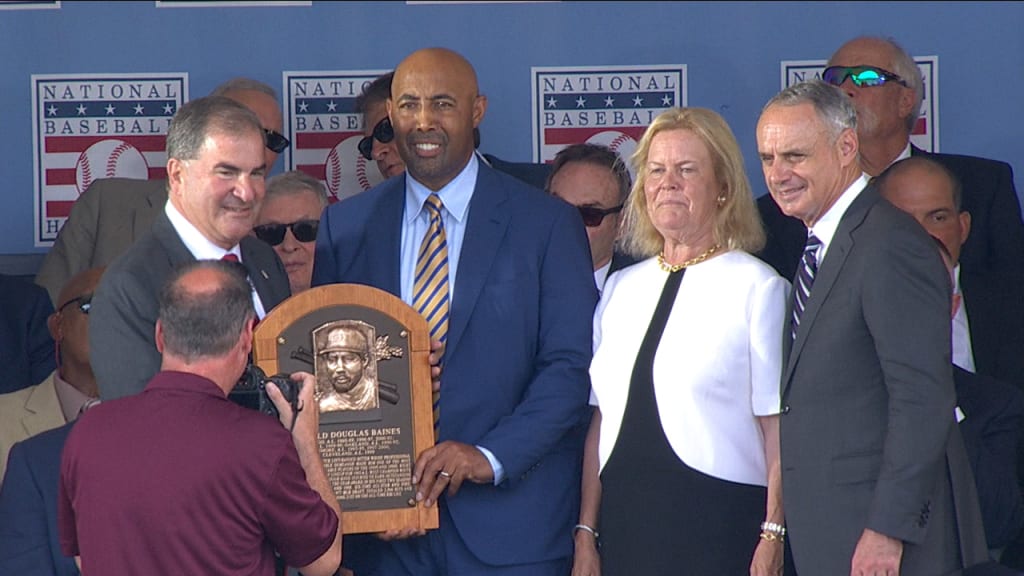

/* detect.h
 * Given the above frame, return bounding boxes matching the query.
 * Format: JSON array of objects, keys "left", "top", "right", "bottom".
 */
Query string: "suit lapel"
[
  {"left": 133, "top": 180, "right": 166, "bottom": 239},
  {"left": 21, "top": 378, "right": 60, "bottom": 437},
  {"left": 240, "top": 236, "right": 290, "bottom": 309},
  {"left": 152, "top": 211, "right": 196, "bottom": 268},
  {"left": 369, "top": 180, "right": 405, "bottom": 296},
  {"left": 783, "top": 187, "right": 879, "bottom": 391},
  {"left": 445, "top": 166, "right": 510, "bottom": 359}
]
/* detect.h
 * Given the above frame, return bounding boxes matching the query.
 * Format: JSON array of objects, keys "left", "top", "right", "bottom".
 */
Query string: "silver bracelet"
[
  {"left": 760, "top": 521, "right": 786, "bottom": 535},
  {"left": 574, "top": 523, "right": 599, "bottom": 539}
]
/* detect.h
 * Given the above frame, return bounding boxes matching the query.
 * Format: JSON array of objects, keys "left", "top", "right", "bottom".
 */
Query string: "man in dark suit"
[
  {"left": 0, "top": 422, "right": 79, "bottom": 576},
  {"left": 877, "top": 157, "right": 1024, "bottom": 560},
  {"left": 89, "top": 96, "right": 290, "bottom": 401},
  {"left": 756, "top": 36, "right": 1024, "bottom": 287},
  {"left": 35, "top": 78, "right": 290, "bottom": 307},
  {"left": 759, "top": 80, "right": 987, "bottom": 574},
  {"left": 0, "top": 275, "right": 55, "bottom": 395},
  {"left": 313, "top": 47, "right": 595, "bottom": 575},
  {"left": 874, "top": 156, "right": 1024, "bottom": 388}
]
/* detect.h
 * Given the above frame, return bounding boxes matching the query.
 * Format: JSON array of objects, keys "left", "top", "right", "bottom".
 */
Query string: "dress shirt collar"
[
  {"left": 893, "top": 143, "right": 912, "bottom": 166},
  {"left": 404, "top": 154, "right": 477, "bottom": 224},
  {"left": 809, "top": 173, "right": 869, "bottom": 259},
  {"left": 54, "top": 371, "right": 97, "bottom": 423},
  {"left": 951, "top": 264, "right": 976, "bottom": 372},
  {"left": 165, "top": 201, "right": 242, "bottom": 261},
  {"left": 594, "top": 261, "right": 611, "bottom": 292}
]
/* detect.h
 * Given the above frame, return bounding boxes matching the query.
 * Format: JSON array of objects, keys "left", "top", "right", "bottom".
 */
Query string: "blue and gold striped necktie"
[{"left": 413, "top": 193, "right": 450, "bottom": 434}]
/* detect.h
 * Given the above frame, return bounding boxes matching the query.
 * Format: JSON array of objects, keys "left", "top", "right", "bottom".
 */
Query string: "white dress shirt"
[
  {"left": 952, "top": 265, "right": 976, "bottom": 372},
  {"left": 165, "top": 202, "right": 267, "bottom": 318},
  {"left": 594, "top": 261, "right": 611, "bottom": 293},
  {"left": 808, "top": 174, "right": 869, "bottom": 262}
]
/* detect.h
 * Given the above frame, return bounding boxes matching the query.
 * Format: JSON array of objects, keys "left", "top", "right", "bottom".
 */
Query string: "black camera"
[{"left": 228, "top": 364, "right": 300, "bottom": 420}]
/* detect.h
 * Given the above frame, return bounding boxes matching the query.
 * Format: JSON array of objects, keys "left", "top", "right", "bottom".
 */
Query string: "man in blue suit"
[
  {"left": 0, "top": 422, "right": 78, "bottom": 576},
  {"left": 0, "top": 275, "right": 55, "bottom": 395},
  {"left": 312, "top": 47, "right": 596, "bottom": 575}
]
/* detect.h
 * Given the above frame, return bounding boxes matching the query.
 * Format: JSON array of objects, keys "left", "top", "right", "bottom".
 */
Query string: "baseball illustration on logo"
[
  {"left": 324, "top": 134, "right": 383, "bottom": 202},
  {"left": 74, "top": 139, "right": 150, "bottom": 194},
  {"left": 586, "top": 130, "right": 638, "bottom": 180}
]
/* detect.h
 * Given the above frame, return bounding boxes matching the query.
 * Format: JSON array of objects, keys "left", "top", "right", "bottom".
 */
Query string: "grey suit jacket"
[
  {"left": 89, "top": 212, "right": 290, "bottom": 401},
  {"left": 781, "top": 185, "right": 987, "bottom": 574},
  {"left": 35, "top": 178, "right": 167, "bottom": 306}
]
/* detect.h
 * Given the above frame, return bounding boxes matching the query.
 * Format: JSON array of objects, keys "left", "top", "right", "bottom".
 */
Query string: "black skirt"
[{"left": 599, "top": 269, "right": 766, "bottom": 576}]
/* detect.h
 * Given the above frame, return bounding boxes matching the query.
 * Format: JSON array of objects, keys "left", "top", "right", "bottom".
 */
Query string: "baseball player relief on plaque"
[{"left": 251, "top": 284, "right": 438, "bottom": 534}]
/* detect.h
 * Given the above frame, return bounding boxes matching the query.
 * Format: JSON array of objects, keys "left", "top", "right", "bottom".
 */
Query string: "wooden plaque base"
[{"left": 253, "top": 284, "right": 438, "bottom": 534}]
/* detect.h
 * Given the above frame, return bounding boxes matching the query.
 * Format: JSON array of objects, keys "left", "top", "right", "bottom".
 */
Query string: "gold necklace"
[{"left": 658, "top": 244, "right": 721, "bottom": 272}]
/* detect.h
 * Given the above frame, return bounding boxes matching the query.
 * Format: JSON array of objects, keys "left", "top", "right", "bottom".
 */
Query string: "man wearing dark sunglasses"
[
  {"left": 0, "top": 267, "right": 105, "bottom": 576},
  {"left": 756, "top": 36, "right": 1024, "bottom": 294},
  {"left": 0, "top": 267, "right": 103, "bottom": 481},
  {"left": 355, "top": 72, "right": 407, "bottom": 181},
  {"left": 546, "top": 143, "right": 631, "bottom": 290},
  {"left": 36, "top": 77, "right": 291, "bottom": 308},
  {"left": 255, "top": 171, "right": 328, "bottom": 294}
]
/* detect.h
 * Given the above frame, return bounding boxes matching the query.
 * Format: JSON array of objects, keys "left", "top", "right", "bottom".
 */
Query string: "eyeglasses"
[
  {"left": 822, "top": 65, "right": 908, "bottom": 88},
  {"left": 58, "top": 293, "right": 92, "bottom": 315},
  {"left": 357, "top": 117, "right": 395, "bottom": 161},
  {"left": 253, "top": 219, "right": 319, "bottom": 246},
  {"left": 578, "top": 204, "right": 624, "bottom": 227},
  {"left": 264, "top": 129, "right": 291, "bottom": 154}
]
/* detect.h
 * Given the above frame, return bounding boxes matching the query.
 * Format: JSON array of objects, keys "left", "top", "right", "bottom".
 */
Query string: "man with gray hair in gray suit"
[
  {"left": 88, "top": 95, "right": 291, "bottom": 401},
  {"left": 36, "top": 77, "right": 289, "bottom": 306},
  {"left": 757, "top": 79, "right": 987, "bottom": 575}
]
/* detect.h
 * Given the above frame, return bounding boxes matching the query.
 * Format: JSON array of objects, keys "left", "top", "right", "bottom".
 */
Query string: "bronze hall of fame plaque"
[{"left": 252, "top": 284, "right": 438, "bottom": 534}]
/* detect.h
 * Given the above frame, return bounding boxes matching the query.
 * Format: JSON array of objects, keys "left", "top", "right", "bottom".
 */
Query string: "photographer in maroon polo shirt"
[{"left": 57, "top": 260, "right": 343, "bottom": 576}]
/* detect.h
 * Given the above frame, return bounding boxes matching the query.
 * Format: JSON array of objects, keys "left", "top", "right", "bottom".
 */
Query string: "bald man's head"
[
  {"left": 50, "top": 266, "right": 105, "bottom": 397},
  {"left": 388, "top": 47, "right": 487, "bottom": 191}
]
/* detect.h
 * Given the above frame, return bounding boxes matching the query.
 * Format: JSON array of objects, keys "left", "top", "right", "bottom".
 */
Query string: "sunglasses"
[
  {"left": 59, "top": 293, "right": 92, "bottom": 315},
  {"left": 358, "top": 117, "right": 395, "bottom": 161},
  {"left": 822, "top": 65, "right": 908, "bottom": 88},
  {"left": 264, "top": 128, "right": 291, "bottom": 154},
  {"left": 253, "top": 219, "right": 319, "bottom": 246},
  {"left": 578, "top": 204, "right": 624, "bottom": 227}
]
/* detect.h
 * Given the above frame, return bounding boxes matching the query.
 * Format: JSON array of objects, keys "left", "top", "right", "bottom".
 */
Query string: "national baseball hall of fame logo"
[
  {"left": 283, "top": 71, "right": 389, "bottom": 204},
  {"left": 32, "top": 73, "right": 188, "bottom": 247},
  {"left": 531, "top": 65, "right": 687, "bottom": 179},
  {"left": 782, "top": 56, "right": 939, "bottom": 153}
]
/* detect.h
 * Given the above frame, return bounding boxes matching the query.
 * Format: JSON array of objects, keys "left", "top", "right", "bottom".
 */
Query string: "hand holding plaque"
[
  {"left": 252, "top": 284, "right": 439, "bottom": 534},
  {"left": 412, "top": 442, "right": 495, "bottom": 507}
]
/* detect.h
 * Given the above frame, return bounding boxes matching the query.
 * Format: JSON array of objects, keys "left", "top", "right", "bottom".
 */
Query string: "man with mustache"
[{"left": 89, "top": 96, "right": 291, "bottom": 400}]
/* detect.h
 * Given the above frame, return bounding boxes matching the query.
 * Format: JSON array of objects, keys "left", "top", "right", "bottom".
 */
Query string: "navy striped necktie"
[{"left": 791, "top": 233, "right": 822, "bottom": 341}]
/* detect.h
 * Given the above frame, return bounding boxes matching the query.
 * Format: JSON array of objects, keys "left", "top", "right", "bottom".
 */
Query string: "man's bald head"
[
  {"left": 51, "top": 266, "right": 105, "bottom": 398},
  {"left": 56, "top": 267, "right": 104, "bottom": 314},
  {"left": 396, "top": 47, "right": 479, "bottom": 86},
  {"left": 388, "top": 47, "right": 487, "bottom": 191}
]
